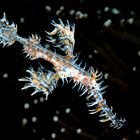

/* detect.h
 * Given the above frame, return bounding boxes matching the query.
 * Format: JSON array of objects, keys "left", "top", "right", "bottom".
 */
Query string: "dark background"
[{"left": 0, "top": 0, "right": 140, "bottom": 140}]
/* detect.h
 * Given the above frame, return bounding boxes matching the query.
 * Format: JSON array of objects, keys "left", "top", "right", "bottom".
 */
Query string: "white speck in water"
[
  {"left": 83, "top": 13, "right": 88, "bottom": 18},
  {"left": 51, "top": 133, "right": 56, "bottom": 139},
  {"left": 53, "top": 116, "right": 59, "bottom": 122},
  {"left": 104, "top": 73, "right": 109, "bottom": 79},
  {"left": 41, "top": 138, "right": 46, "bottom": 140},
  {"left": 32, "top": 116, "right": 37, "bottom": 122},
  {"left": 24, "top": 103, "right": 30, "bottom": 109},
  {"left": 94, "top": 49, "right": 98, "bottom": 54},
  {"left": 135, "top": 129, "right": 140, "bottom": 135},
  {"left": 60, "top": 128, "right": 66, "bottom": 133},
  {"left": 76, "top": 128, "right": 82, "bottom": 134},
  {"left": 111, "top": 8, "right": 120, "bottom": 14},
  {"left": 88, "top": 54, "right": 93, "bottom": 59},
  {"left": 138, "top": 50, "right": 140, "bottom": 56},
  {"left": 22, "top": 118, "right": 28, "bottom": 127},
  {"left": 3, "top": 73, "right": 8, "bottom": 79},
  {"left": 45, "top": 5, "right": 51, "bottom": 12},
  {"left": 20, "top": 17, "right": 25, "bottom": 23},
  {"left": 56, "top": 10, "right": 61, "bottom": 16},
  {"left": 132, "top": 66, "right": 136, "bottom": 72},
  {"left": 32, "top": 129, "right": 36, "bottom": 133},
  {"left": 65, "top": 108, "right": 71, "bottom": 114},
  {"left": 59, "top": 6, "right": 64, "bottom": 11},
  {"left": 130, "top": 11, "right": 135, "bottom": 15},
  {"left": 127, "top": 18, "right": 134, "bottom": 24},
  {"left": 33, "top": 99, "right": 38, "bottom": 104},
  {"left": 120, "top": 19, "right": 125, "bottom": 25},
  {"left": 69, "top": 9, "right": 75, "bottom": 15},
  {"left": 97, "top": 9, "right": 102, "bottom": 15},
  {"left": 55, "top": 110, "right": 60, "bottom": 114},
  {"left": 104, "top": 7, "right": 110, "bottom": 12},
  {"left": 104, "top": 19, "right": 112, "bottom": 27},
  {"left": 40, "top": 97, "right": 44, "bottom": 103}
]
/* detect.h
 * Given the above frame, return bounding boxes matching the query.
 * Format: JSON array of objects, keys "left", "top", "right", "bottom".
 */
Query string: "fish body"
[{"left": 0, "top": 13, "right": 125, "bottom": 129}]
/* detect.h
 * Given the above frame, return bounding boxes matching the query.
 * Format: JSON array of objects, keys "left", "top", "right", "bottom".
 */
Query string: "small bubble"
[
  {"left": 24, "top": 103, "right": 30, "bottom": 109},
  {"left": 76, "top": 128, "right": 82, "bottom": 134},
  {"left": 65, "top": 108, "right": 71, "bottom": 114}
]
